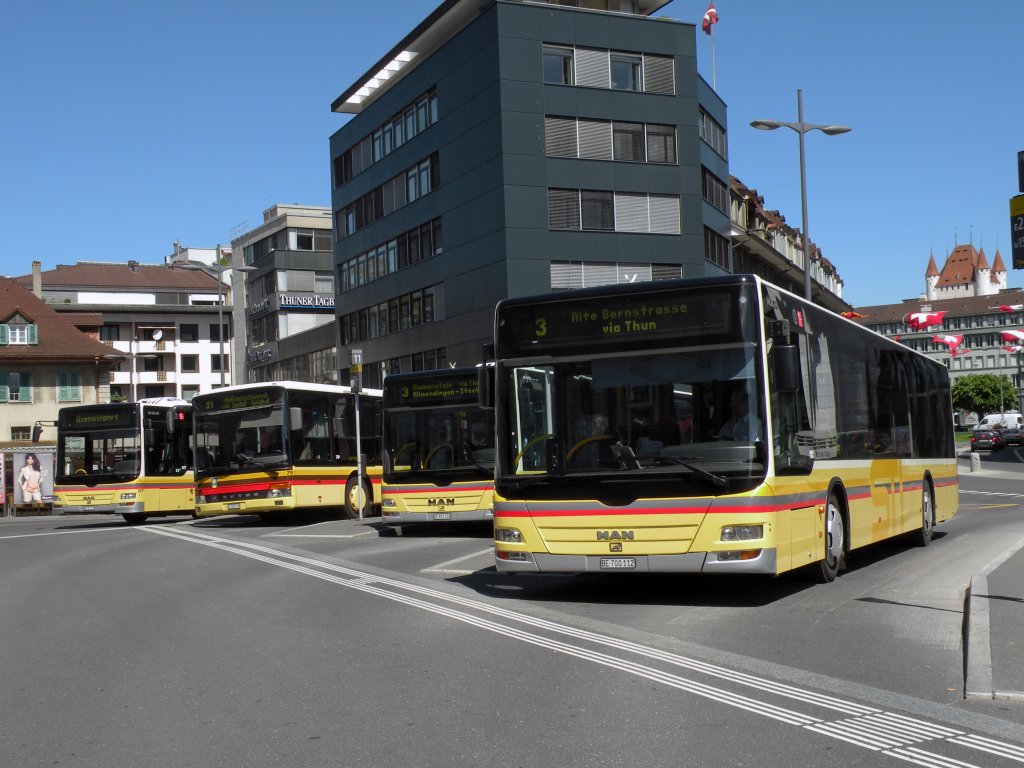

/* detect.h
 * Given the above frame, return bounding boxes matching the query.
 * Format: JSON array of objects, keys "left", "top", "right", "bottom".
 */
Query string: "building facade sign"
[{"left": 279, "top": 294, "right": 335, "bottom": 310}]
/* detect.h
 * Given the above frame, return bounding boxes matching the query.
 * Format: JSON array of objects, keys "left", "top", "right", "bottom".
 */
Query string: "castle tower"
[
  {"left": 925, "top": 253, "right": 939, "bottom": 301},
  {"left": 992, "top": 249, "right": 1008, "bottom": 292},
  {"left": 975, "top": 247, "right": 992, "bottom": 297}
]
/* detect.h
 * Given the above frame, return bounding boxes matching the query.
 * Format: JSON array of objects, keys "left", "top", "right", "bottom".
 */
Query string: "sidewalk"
[{"left": 965, "top": 531, "right": 1024, "bottom": 701}]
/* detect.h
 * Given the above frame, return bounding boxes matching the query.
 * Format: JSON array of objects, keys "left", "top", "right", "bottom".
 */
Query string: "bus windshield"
[
  {"left": 386, "top": 404, "right": 495, "bottom": 481},
  {"left": 499, "top": 344, "right": 766, "bottom": 494},
  {"left": 57, "top": 423, "right": 142, "bottom": 483},
  {"left": 195, "top": 404, "right": 289, "bottom": 476}
]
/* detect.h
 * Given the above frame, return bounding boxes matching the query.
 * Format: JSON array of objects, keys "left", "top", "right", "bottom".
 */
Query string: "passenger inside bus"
[{"left": 717, "top": 385, "right": 762, "bottom": 442}]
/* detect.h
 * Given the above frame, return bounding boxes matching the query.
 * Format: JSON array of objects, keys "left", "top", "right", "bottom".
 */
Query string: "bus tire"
[
  {"left": 913, "top": 480, "right": 935, "bottom": 547},
  {"left": 122, "top": 513, "right": 147, "bottom": 525},
  {"left": 344, "top": 476, "right": 372, "bottom": 519},
  {"left": 811, "top": 492, "right": 845, "bottom": 583}
]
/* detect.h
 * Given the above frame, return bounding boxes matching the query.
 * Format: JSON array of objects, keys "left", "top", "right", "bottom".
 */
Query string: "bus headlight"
[
  {"left": 495, "top": 528, "right": 523, "bottom": 543},
  {"left": 267, "top": 481, "right": 291, "bottom": 498},
  {"left": 381, "top": 498, "right": 397, "bottom": 508},
  {"left": 721, "top": 524, "right": 762, "bottom": 542}
]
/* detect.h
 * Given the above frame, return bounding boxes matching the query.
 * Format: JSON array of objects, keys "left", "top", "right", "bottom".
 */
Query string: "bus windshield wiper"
[{"left": 654, "top": 456, "right": 728, "bottom": 488}]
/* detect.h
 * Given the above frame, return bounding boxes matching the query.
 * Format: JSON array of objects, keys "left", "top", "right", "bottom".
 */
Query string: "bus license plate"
[
  {"left": 227, "top": 503, "right": 240, "bottom": 510},
  {"left": 600, "top": 557, "right": 636, "bottom": 569},
  {"left": 432, "top": 512, "right": 452, "bottom": 521}
]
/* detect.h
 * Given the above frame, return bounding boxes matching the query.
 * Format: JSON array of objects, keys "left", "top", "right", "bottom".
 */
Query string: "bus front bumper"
[
  {"left": 382, "top": 508, "right": 494, "bottom": 526},
  {"left": 494, "top": 548, "right": 777, "bottom": 574},
  {"left": 53, "top": 502, "right": 145, "bottom": 516}
]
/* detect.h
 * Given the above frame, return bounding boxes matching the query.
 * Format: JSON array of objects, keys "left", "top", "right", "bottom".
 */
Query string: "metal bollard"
[{"left": 970, "top": 452, "right": 981, "bottom": 472}]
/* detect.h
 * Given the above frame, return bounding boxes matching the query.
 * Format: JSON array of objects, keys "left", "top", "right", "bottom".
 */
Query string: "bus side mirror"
[
  {"left": 289, "top": 407, "right": 304, "bottom": 432},
  {"left": 478, "top": 366, "right": 494, "bottom": 409},
  {"left": 772, "top": 345, "right": 800, "bottom": 393}
]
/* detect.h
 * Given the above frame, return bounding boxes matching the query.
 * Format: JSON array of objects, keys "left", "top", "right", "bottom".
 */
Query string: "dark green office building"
[{"left": 330, "top": 0, "right": 731, "bottom": 387}]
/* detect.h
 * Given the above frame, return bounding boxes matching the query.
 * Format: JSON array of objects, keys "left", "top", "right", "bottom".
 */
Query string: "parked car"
[
  {"left": 970, "top": 428, "right": 1004, "bottom": 451},
  {"left": 1001, "top": 426, "right": 1024, "bottom": 446}
]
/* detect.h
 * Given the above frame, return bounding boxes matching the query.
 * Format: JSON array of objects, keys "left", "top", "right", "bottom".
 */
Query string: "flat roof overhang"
[{"left": 331, "top": 0, "right": 675, "bottom": 115}]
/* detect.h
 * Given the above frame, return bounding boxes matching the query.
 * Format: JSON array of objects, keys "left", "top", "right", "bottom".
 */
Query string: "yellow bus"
[
  {"left": 381, "top": 368, "right": 495, "bottom": 534},
  {"left": 192, "top": 381, "right": 383, "bottom": 521},
  {"left": 484, "top": 275, "right": 958, "bottom": 581},
  {"left": 52, "top": 398, "right": 195, "bottom": 524}
]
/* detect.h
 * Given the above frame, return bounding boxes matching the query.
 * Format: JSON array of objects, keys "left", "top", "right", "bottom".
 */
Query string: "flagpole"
[{"left": 711, "top": 28, "right": 716, "bottom": 91}]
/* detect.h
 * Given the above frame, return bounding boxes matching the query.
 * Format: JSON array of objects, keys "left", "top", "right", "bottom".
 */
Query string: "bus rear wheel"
[
  {"left": 122, "top": 513, "right": 147, "bottom": 525},
  {"left": 344, "top": 476, "right": 372, "bottom": 519},
  {"left": 811, "top": 493, "right": 845, "bottom": 583}
]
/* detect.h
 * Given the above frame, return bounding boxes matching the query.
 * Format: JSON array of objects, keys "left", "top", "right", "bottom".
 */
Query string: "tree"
[{"left": 951, "top": 374, "right": 1017, "bottom": 421}]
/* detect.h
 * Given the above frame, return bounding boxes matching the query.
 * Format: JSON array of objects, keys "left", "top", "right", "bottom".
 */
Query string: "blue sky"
[{"left": 2, "top": 0, "right": 1020, "bottom": 308}]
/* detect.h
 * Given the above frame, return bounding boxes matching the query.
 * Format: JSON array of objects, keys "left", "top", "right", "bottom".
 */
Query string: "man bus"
[
  {"left": 381, "top": 368, "right": 494, "bottom": 534},
  {"left": 192, "top": 381, "right": 382, "bottom": 521},
  {"left": 52, "top": 398, "right": 194, "bottom": 524},
  {"left": 483, "top": 274, "right": 958, "bottom": 581}
]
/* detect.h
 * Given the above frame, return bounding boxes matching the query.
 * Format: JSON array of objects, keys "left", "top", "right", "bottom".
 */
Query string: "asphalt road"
[{"left": 2, "top": 463, "right": 1023, "bottom": 768}]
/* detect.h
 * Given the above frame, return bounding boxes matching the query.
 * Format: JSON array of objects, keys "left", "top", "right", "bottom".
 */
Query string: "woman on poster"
[{"left": 19, "top": 453, "right": 43, "bottom": 503}]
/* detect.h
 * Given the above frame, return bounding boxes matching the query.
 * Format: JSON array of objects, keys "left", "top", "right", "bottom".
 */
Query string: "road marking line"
[
  {"left": 0, "top": 527, "right": 132, "bottom": 541},
  {"left": 421, "top": 548, "right": 494, "bottom": 573}
]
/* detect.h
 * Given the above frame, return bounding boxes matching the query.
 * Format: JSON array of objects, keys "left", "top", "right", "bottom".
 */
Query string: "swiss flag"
[
  {"left": 903, "top": 311, "right": 946, "bottom": 331},
  {"left": 701, "top": 1, "right": 719, "bottom": 34},
  {"left": 997, "top": 305, "right": 1024, "bottom": 312},
  {"left": 1001, "top": 330, "right": 1024, "bottom": 343},
  {"left": 932, "top": 334, "right": 963, "bottom": 350}
]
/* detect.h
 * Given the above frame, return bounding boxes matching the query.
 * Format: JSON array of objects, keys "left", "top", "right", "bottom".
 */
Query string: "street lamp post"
[
  {"left": 179, "top": 247, "right": 254, "bottom": 387},
  {"left": 751, "top": 89, "right": 851, "bottom": 301}
]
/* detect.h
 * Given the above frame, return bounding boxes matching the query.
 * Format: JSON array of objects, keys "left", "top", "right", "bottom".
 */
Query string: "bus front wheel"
[
  {"left": 344, "top": 476, "right": 373, "bottom": 519},
  {"left": 122, "top": 513, "right": 147, "bottom": 525},
  {"left": 811, "top": 493, "right": 845, "bottom": 583},
  {"left": 913, "top": 483, "right": 935, "bottom": 547}
]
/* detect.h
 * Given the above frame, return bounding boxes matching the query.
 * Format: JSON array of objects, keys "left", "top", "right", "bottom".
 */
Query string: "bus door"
[{"left": 868, "top": 349, "right": 906, "bottom": 538}]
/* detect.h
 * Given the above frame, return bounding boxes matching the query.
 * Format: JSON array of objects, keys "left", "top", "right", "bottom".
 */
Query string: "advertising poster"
[{"left": 14, "top": 451, "right": 53, "bottom": 505}]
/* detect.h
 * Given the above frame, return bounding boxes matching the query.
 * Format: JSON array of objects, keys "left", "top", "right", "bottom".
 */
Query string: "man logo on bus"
[
  {"left": 427, "top": 498, "right": 455, "bottom": 507},
  {"left": 596, "top": 530, "right": 634, "bottom": 541}
]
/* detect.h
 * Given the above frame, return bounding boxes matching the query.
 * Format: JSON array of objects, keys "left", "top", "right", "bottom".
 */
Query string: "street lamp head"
[
  {"left": 750, "top": 119, "right": 782, "bottom": 131},
  {"left": 821, "top": 125, "right": 852, "bottom": 136}
]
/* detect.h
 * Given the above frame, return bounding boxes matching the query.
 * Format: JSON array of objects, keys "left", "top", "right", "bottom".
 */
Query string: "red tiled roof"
[
  {"left": 0, "top": 277, "right": 122, "bottom": 361},
  {"left": 935, "top": 244, "right": 983, "bottom": 288},
  {"left": 13, "top": 262, "right": 219, "bottom": 292},
  {"left": 851, "top": 289, "right": 1024, "bottom": 324},
  {"left": 992, "top": 250, "right": 1007, "bottom": 273}
]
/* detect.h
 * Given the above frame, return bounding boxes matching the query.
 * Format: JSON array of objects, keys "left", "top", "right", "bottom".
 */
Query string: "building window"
[
  {"left": 210, "top": 324, "right": 229, "bottom": 343},
  {"left": 211, "top": 355, "right": 227, "bottom": 373},
  {"left": 610, "top": 53, "right": 642, "bottom": 91},
  {"left": 701, "top": 166, "right": 729, "bottom": 213},
  {"left": 0, "top": 321, "right": 37, "bottom": 346},
  {"left": 0, "top": 371, "right": 32, "bottom": 402},
  {"left": 57, "top": 372, "right": 81, "bottom": 402},
  {"left": 549, "top": 189, "right": 679, "bottom": 234},
  {"left": 181, "top": 385, "right": 199, "bottom": 402},
  {"left": 181, "top": 355, "right": 199, "bottom": 373},
  {"left": 612, "top": 122, "right": 645, "bottom": 162},
  {"left": 699, "top": 108, "right": 728, "bottom": 159},
  {"left": 543, "top": 46, "right": 574, "bottom": 85},
  {"left": 100, "top": 324, "right": 120, "bottom": 341},
  {"left": 704, "top": 226, "right": 730, "bottom": 269},
  {"left": 646, "top": 124, "right": 677, "bottom": 164},
  {"left": 180, "top": 324, "right": 199, "bottom": 343},
  {"left": 11, "top": 426, "right": 30, "bottom": 441}
]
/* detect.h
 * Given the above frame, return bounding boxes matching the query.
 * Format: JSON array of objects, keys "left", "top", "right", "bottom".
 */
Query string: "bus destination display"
[
  {"left": 199, "top": 388, "right": 283, "bottom": 412},
  {"left": 386, "top": 375, "right": 479, "bottom": 408},
  {"left": 498, "top": 289, "right": 733, "bottom": 355}
]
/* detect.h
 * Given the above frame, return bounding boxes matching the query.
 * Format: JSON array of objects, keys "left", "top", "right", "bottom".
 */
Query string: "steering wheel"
[
  {"left": 513, "top": 433, "right": 554, "bottom": 470},
  {"left": 566, "top": 435, "right": 614, "bottom": 463},
  {"left": 392, "top": 442, "right": 418, "bottom": 468},
  {"left": 424, "top": 443, "right": 454, "bottom": 468}
]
